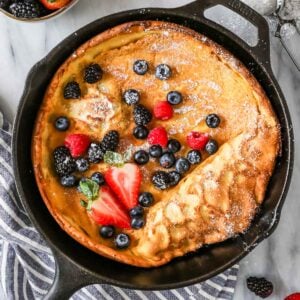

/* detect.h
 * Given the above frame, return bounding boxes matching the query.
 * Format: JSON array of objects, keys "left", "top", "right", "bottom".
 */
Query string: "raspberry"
[
  {"left": 153, "top": 101, "right": 173, "bottom": 120},
  {"left": 147, "top": 127, "right": 168, "bottom": 148},
  {"left": 64, "top": 134, "right": 90, "bottom": 158},
  {"left": 285, "top": 293, "right": 300, "bottom": 300},
  {"left": 247, "top": 277, "right": 273, "bottom": 298},
  {"left": 186, "top": 132, "right": 209, "bottom": 150}
]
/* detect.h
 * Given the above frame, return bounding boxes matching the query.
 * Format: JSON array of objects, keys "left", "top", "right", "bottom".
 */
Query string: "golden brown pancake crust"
[{"left": 32, "top": 21, "right": 280, "bottom": 267}]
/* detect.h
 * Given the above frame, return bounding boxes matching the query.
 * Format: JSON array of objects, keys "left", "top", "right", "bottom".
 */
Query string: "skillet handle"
[
  {"left": 43, "top": 249, "right": 98, "bottom": 300},
  {"left": 174, "top": 0, "right": 271, "bottom": 67}
]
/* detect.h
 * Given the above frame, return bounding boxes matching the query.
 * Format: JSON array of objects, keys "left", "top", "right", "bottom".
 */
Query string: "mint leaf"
[
  {"left": 104, "top": 151, "right": 124, "bottom": 167},
  {"left": 79, "top": 179, "right": 99, "bottom": 201},
  {"left": 80, "top": 200, "right": 87, "bottom": 208},
  {"left": 86, "top": 200, "right": 93, "bottom": 211}
]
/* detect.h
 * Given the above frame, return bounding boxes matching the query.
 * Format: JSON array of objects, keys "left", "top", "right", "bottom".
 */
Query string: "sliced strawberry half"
[
  {"left": 89, "top": 186, "right": 130, "bottom": 229},
  {"left": 105, "top": 163, "right": 141, "bottom": 210}
]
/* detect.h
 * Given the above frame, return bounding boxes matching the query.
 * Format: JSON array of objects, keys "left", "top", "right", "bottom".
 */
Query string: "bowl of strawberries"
[{"left": 0, "top": 0, "right": 79, "bottom": 21}]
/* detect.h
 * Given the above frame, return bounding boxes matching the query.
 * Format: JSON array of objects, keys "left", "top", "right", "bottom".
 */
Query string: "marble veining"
[{"left": 0, "top": 1, "right": 299, "bottom": 299}]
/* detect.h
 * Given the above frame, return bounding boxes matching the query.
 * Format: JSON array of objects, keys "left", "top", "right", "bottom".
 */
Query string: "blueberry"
[
  {"left": 133, "top": 60, "right": 149, "bottom": 75},
  {"left": 205, "top": 139, "right": 218, "bottom": 154},
  {"left": 206, "top": 114, "right": 220, "bottom": 128},
  {"left": 149, "top": 145, "right": 163, "bottom": 158},
  {"left": 129, "top": 205, "right": 144, "bottom": 218},
  {"left": 187, "top": 150, "right": 202, "bottom": 165},
  {"left": 100, "top": 226, "right": 115, "bottom": 239},
  {"left": 131, "top": 217, "right": 145, "bottom": 229},
  {"left": 138, "top": 192, "right": 154, "bottom": 207},
  {"left": 155, "top": 64, "right": 172, "bottom": 80},
  {"left": 152, "top": 171, "right": 170, "bottom": 190},
  {"left": 167, "top": 91, "right": 182, "bottom": 105},
  {"left": 175, "top": 158, "right": 190, "bottom": 174},
  {"left": 133, "top": 125, "right": 149, "bottom": 139},
  {"left": 75, "top": 158, "right": 89, "bottom": 172},
  {"left": 134, "top": 150, "right": 149, "bottom": 165},
  {"left": 115, "top": 233, "right": 130, "bottom": 249},
  {"left": 123, "top": 89, "right": 140, "bottom": 105},
  {"left": 91, "top": 172, "right": 105, "bottom": 185},
  {"left": 167, "top": 139, "right": 181, "bottom": 153},
  {"left": 55, "top": 116, "right": 70, "bottom": 131},
  {"left": 159, "top": 152, "right": 176, "bottom": 169},
  {"left": 168, "top": 171, "right": 181, "bottom": 187},
  {"left": 60, "top": 175, "right": 77, "bottom": 187}
]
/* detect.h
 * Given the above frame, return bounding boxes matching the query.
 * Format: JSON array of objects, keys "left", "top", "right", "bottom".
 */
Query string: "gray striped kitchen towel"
[{"left": 0, "top": 110, "right": 239, "bottom": 300}]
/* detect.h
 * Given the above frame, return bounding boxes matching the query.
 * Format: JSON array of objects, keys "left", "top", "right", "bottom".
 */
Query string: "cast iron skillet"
[{"left": 12, "top": 0, "right": 294, "bottom": 299}]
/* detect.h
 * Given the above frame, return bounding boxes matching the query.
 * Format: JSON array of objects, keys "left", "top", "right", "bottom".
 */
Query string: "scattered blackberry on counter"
[
  {"left": 133, "top": 60, "right": 149, "bottom": 75},
  {"left": 168, "top": 171, "right": 181, "bottom": 187},
  {"left": 55, "top": 116, "right": 70, "bottom": 131},
  {"left": 138, "top": 192, "right": 154, "bottom": 207},
  {"left": 101, "top": 130, "right": 119, "bottom": 152},
  {"left": 167, "top": 91, "right": 182, "bottom": 105},
  {"left": 100, "top": 226, "right": 115, "bottom": 239},
  {"left": 247, "top": 277, "right": 273, "bottom": 298},
  {"left": 60, "top": 175, "right": 77, "bottom": 187},
  {"left": 133, "top": 104, "right": 152, "bottom": 126},
  {"left": 75, "top": 158, "right": 89, "bottom": 172},
  {"left": 91, "top": 172, "right": 105, "bottom": 185},
  {"left": 175, "top": 157, "right": 190, "bottom": 174},
  {"left": 84, "top": 63, "right": 103, "bottom": 84},
  {"left": 152, "top": 171, "right": 170, "bottom": 190},
  {"left": 149, "top": 145, "right": 163, "bottom": 158},
  {"left": 53, "top": 146, "right": 76, "bottom": 176},
  {"left": 131, "top": 217, "right": 145, "bottom": 229},
  {"left": 167, "top": 139, "right": 181, "bottom": 153},
  {"left": 129, "top": 206, "right": 144, "bottom": 218},
  {"left": 187, "top": 150, "right": 201, "bottom": 165},
  {"left": 63, "top": 81, "right": 81, "bottom": 99},
  {"left": 87, "top": 142, "right": 104, "bottom": 163},
  {"left": 206, "top": 113, "right": 220, "bottom": 128},
  {"left": 115, "top": 233, "right": 130, "bottom": 249},
  {"left": 133, "top": 125, "right": 149, "bottom": 139},
  {"left": 155, "top": 64, "right": 172, "bottom": 80},
  {"left": 10, "top": 1, "right": 42, "bottom": 18},
  {"left": 123, "top": 89, "right": 140, "bottom": 105},
  {"left": 134, "top": 150, "right": 149, "bottom": 165},
  {"left": 205, "top": 139, "right": 218, "bottom": 154},
  {"left": 159, "top": 152, "right": 175, "bottom": 169}
]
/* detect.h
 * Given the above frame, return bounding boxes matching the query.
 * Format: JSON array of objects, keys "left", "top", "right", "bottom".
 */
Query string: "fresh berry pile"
[
  {"left": 0, "top": 0, "right": 72, "bottom": 19},
  {"left": 51, "top": 58, "right": 222, "bottom": 250},
  {"left": 247, "top": 277, "right": 274, "bottom": 298}
]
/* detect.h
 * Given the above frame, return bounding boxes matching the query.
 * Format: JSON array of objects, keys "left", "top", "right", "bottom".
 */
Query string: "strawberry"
[
  {"left": 64, "top": 134, "right": 90, "bottom": 158},
  {"left": 89, "top": 186, "right": 130, "bottom": 229},
  {"left": 153, "top": 101, "right": 173, "bottom": 120},
  {"left": 147, "top": 126, "right": 168, "bottom": 147},
  {"left": 39, "top": 0, "right": 71, "bottom": 10},
  {"left": 105, "top": 163, "right": 141, "bottom": 210},
  {"left": 186, "top": 131, "right": 209, "bottom": 150},
  {"left": 285, "top": 293, "right": 300, "bottom": 300}
]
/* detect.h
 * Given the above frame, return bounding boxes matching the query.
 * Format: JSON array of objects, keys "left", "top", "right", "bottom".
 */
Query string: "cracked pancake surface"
[{"left": 32, "top": 21, "right": 280, "bottom": 267}]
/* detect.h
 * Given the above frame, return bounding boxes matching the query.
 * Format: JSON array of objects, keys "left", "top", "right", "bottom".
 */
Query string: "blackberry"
[
  {"left": 247, "top": 277, "right": 273, "bottom": 298},
  {"left": 11, "top": 1, "right": 42, "bottom": 18},
  {"left": 53, "top": 146, "right": 76, "bottom": 177},
  {"left": 133, "top": 104, "right": 152, "bottom": 126},
  {"left": 64, "top": 81, "right": 81, "bottom": 99},
  {"left": 152, "top": 171, "right": 170, "bottom": 190},
  {"left": 84, "top": 64, "right": 103, "bottom": 84},
  {"left": 87, "top": 142, "right": 104, "bottom": 163},
  {"left": 101, "top": 130, "right": 119, "bottom": 152}
]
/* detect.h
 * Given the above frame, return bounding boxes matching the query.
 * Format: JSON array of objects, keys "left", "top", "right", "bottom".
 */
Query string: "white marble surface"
[{"left": 0, "top": 1, "right": 299, "bottom": 299}]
